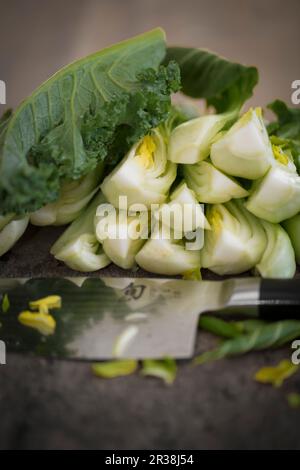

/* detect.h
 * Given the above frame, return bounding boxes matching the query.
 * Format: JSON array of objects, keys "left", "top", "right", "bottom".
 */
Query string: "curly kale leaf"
[{"left": 81, "top": 61, "right": 180, "bottom": 165}]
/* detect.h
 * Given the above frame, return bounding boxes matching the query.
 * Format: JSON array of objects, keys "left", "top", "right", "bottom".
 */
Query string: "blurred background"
[{"left": 0, "top": 0, "right": 299, "bottom": 110}]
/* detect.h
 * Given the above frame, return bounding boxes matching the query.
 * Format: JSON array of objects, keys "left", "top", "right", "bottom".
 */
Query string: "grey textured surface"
[
  {"left": 0, "top": 227, "right": 300, "bottom": 450},
  {"left": 1, "top": 346, "right": 300, "bottom": 450}
]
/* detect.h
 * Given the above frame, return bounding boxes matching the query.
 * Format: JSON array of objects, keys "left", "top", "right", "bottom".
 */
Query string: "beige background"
[{"left": 0, "top": 0, "right": 299, "bottom": 110}]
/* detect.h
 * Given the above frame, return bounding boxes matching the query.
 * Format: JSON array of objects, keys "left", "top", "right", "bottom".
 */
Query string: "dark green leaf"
[{"left": 165, "top": 47, "right": 258, "bottom": 112}]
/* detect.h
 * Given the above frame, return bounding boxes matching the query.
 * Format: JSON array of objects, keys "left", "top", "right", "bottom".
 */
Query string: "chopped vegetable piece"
[
  {"left": 255, "top": 360, "right": 299, "bottom": 387},
  {"left": 287, "top": 393, "right": 300, "bottom": 408},
  {"left": 141, "top": 358, "right": 177, "bottom": 384},
  {"left": 18, "top": 311, "right": 56, "bottom": 336},
  {"left": 1, "top": 294, "right": 10, "bottom": 313},
  {"left": 92, "top": 360, "right": 138, "bottom": 378},
  {"left": 29, "top": 295, "right": 62, "bottom": 315}
]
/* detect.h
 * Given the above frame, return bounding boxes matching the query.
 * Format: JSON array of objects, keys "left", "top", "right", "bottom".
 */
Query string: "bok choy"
[
  {"left": 155, "top": 181, "right": 210, "bottom": 235},
  {"left": 282, "top": 214, "right": 300, "bottom": 264},
  {"left": 101, "top": 129, "right": 176, "bottom": 209},
  {"left": 0, "top": 214, "right": 29, "bottom": 257},
  {"left": 255, "top": 221, "right": 296, "bottom": 278},
  {"left": 210, "top": 108, "right": 274, "bottom": 179},
  {"left": 201, "top": 200, "right": 266, "bottom": 275},
  {"left": 30, "top": 164, "right": 103, "bottom": 226},
  {"left": 95, "top": 208, "right": 149, "bottom": 270},
  {"left": 168, "top": 112, "right": 235, "bottom": 164},
  {"left": 245, "top": 164, "right": 300, "bottom": 223},
  {"left": 51, "top": 193, "right": 110, "bottom": 272},
  {"left": 135, "top": 223, "right": 201, "bottom": 276},
  {"left": 184, "top": 160, "right": 248, "bottom": 204}
]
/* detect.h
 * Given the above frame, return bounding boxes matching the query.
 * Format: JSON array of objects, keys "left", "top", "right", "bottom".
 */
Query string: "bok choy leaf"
[
  {"left": 0, "top": 29, "right": 179, "bottom": 215},
  {"left": 165, "top": 47, "right": 258, "bottom": 112}
]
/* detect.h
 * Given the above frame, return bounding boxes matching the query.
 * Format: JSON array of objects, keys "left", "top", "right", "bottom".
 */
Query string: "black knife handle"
[{"left": 259, "top": 279, "right": 300, "bottom": 320}]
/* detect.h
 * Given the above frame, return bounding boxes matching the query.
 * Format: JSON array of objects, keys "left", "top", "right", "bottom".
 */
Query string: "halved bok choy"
[
  {"left": 201, "top": 200, "right": 266, "bottom": 275},
  {"left": 255, "top": 221, "right": 296, "bottom": 278},
  {"left": 210, "top": 108, "right": 274, "bottom": 179},
  {"left": 154, "top": 181, "right": 210, "bottom": 235},
  {"left": 101, "top": 129, "right": 176, "bottom": 209},
  {"left": 0, "top": 214, "right": 29, "bottom": 257},
  {"left": 51, "top": 193, "right": 110, "bottom": 272},
  {"left": 282, "top": 214, "right": 300, "bottom": 264},
  {"left": 184, "top": 160, "right": 248, "bottom": 204},
  {"left": 168, "top": 111, "right": 235, "bottom": 164},
  {"left": 245, "top": 163, "right": 300, "bottom": 223},
  {"left": 95, "top": 207, "right": 149, "bottom": 270},
  {"left": 30, "top": 164, "right": 103, "bottom": 226},
  {"left": 135, "top": 222, "right": 202, "bottom": 277}
]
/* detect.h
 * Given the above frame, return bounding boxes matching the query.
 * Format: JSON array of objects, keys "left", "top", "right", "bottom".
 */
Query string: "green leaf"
[
  {"left": 255, "top": 359, "right": 299, "bottom": 387},
  {"left": 91, "top": 359, "right": 138, "bottom": 378},
  {"left": 1, "top": 293, "right": 10, "bottom": 313},
  {"left": 165, "top": 47, "right": 258, "bottom": 112},
  {"left": 287, "top": 392, "right": 300, "bottom": 408},
  {"left": 0, "top": 29, "right": 180, "bottom": 215},
  {"left": 194, "top": 320, "right": 300, "bottom": 364},
  {"left": 141, "top": 357, "right": 177, "bottom": 384}
]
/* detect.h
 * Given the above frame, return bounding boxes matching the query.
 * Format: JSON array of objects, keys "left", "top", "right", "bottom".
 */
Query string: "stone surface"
[{"left": 0, "top": 227, "right": 300, "bottom": 449}]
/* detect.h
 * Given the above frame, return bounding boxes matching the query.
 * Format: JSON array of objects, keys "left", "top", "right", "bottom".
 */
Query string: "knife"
[{"left": 0, "top": 277, "right": 299, "bottom": 359}]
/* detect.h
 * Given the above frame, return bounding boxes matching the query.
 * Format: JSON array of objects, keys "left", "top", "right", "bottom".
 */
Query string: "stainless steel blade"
[{"left": 0, "top": 277, "right": 260, "bottom": 359}]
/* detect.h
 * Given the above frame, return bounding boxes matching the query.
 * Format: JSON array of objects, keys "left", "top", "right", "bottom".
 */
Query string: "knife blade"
[{"left": 0, "top": 277, "right": 299, "bottom": 359}]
